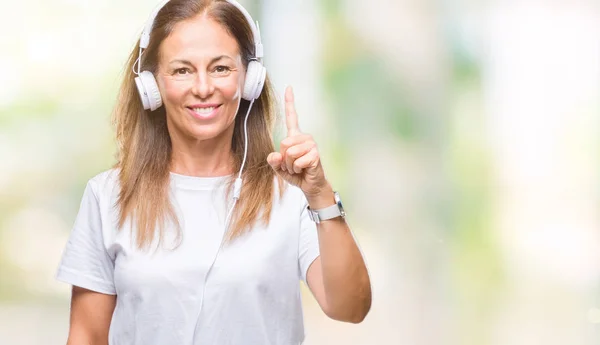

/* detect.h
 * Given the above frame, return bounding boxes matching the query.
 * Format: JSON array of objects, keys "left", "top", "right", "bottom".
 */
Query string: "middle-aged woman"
[{"left": 56, "top": 0, "right": 372, "bottom": 344}]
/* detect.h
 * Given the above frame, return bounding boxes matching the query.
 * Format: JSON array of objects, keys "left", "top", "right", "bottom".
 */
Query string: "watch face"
[{"left": 334, "top": 191, "right": 346, "bottom": 217}]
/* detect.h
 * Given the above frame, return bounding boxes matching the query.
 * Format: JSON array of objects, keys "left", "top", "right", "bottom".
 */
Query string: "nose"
[{"left": 191, "top": 71, "right": 215, "bottom": 99}]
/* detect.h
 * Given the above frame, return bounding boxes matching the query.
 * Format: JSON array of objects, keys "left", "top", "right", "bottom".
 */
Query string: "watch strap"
[
  {"left": 315, "top": 203, "right": 341, "bottom": 220},
  {"left": 306, "top": 191, "right": 346, "bottom": 224},
  {"left": 308, "top": 204, "right": 342, "bottom": 224}
]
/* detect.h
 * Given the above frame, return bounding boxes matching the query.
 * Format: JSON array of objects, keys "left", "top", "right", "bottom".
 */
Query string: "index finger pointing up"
[{"left": 285, "top": 86, "right": 300, "bottom": 136}]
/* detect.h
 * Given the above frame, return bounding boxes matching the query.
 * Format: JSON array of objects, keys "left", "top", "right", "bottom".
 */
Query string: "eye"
[
  {"left": 174, "top": 68, "right": 190, "bottom": 75},
  {"left": 214, "top": 65, "right": 231, "bottom": 74}
]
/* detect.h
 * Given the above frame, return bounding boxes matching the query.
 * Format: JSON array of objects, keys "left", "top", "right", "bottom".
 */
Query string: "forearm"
[{"left": 306, "top": 186, "right": 372, "bottom": 322}]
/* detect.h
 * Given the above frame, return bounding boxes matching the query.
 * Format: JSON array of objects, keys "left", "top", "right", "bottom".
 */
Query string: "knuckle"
[{"left": 287, "top": 147, "right": 297, "bottom": 158}]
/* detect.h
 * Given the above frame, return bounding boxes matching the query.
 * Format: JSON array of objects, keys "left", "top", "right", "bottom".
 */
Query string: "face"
[{"left": 156, "top": 14, "right": 245, "bottom": 144}]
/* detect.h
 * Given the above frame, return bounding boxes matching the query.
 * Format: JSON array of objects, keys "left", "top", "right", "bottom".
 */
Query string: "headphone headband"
[{"left": 139, "top": 0, "right": 263, "bottom": 58}]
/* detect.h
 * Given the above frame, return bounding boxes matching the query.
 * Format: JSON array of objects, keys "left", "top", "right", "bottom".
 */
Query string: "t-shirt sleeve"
[
  {"left": 56, "top": 180, "right": 116, "bottom": 295},
  {"left": 298, "top": 193, "right": 320, "bottom": 284}
]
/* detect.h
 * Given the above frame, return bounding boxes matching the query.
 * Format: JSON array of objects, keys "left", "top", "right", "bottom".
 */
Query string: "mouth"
[{"left": 186, "top": 104, "right": 222, "bottom": 120}]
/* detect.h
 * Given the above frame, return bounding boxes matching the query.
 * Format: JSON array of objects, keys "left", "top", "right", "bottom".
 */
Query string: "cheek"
[
  {"left": 160, "top": 76, "right": 192, "bottom": 103},
  {"left": 215, "top": 77, "right": 243, "bottom": 101}
]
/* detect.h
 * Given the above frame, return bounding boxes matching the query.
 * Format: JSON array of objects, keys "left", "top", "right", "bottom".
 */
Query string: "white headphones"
[{"left": 133, "top": 0, "right": 267, "bottom": 111}]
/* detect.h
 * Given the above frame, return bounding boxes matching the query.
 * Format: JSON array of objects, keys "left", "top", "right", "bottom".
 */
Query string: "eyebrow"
[{"left": 169, "top": 55, "right": 234, "bottom": 66}]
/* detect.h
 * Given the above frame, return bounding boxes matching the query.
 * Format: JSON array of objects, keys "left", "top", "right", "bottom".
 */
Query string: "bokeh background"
[{"left": 1, "top": 0, "right": 599, "bottom": 344}]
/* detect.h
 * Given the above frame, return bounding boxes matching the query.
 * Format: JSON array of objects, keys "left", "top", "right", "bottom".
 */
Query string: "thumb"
[{"left": 267, "top": 152, "right": 283, "bottom": 171}]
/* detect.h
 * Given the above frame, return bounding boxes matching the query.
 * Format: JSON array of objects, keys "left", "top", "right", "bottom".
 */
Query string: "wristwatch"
[{"left": 307, "top": 191, "right": 346, "bottom": 224}]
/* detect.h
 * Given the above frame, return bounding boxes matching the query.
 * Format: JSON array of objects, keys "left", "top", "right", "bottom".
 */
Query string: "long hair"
[{"left": 111, "top": 0, "right": 283, "bottom": 249}]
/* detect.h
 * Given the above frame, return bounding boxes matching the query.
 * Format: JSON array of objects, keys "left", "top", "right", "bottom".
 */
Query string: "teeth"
[{"left": 192, "top": 107, "right": 215, "bottom": 114}]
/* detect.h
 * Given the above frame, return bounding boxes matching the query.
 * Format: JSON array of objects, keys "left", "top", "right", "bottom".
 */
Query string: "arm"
[
  {"left": 56, "top": 178, "right": 117, "bottom": 343},
  {"left": 305, "top": 184, "right": 372, "bottom": 323},
  {"left": 66, "top": 286, "right": 116, "bottom": 345},
  {"left": 267, "top": 86, "right": 372, "bottom": 323}
]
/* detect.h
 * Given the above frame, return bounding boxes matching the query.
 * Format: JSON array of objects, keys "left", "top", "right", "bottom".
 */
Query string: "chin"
[{"left": 185, "top": 123, "right": 231, "bottom": 141}]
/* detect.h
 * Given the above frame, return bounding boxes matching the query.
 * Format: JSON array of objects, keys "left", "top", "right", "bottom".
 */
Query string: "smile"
[{"left": 186, "top": 104, "right": 222, "bottom": 120}]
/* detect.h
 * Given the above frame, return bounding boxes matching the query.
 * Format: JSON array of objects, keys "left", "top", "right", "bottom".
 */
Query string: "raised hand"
[{"left": 267, "top": 86, "right": 329, "bottom": 198}]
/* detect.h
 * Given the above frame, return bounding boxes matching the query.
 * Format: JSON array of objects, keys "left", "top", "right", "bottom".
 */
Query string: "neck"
[{"left": 169, "top": 125, "right": 236, "bottom": 177}]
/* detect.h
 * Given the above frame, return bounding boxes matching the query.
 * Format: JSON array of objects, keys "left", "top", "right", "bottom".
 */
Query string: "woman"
[{"left": 56, "top": 0, "right": 371, "bottom": 344}]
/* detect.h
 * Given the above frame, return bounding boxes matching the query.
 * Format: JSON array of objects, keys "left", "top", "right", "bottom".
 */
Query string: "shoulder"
[{"left": 86, "top": 168, "right": 120, "bottom": 200}]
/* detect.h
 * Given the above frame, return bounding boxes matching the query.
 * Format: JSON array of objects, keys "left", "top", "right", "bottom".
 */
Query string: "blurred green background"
[{"left": 1, "top": 0, "right": 600, "bottom": 344}]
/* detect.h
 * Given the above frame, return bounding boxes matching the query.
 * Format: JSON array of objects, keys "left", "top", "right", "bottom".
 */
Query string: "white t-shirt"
[{"left": 56, "top": 169, "right": 321, "bottom": 345}]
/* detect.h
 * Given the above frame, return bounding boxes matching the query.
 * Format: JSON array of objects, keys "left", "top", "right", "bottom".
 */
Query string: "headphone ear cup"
[
  {"left": 135, "top": 71, "right": 162, "bottom": 111},
  {"left": 243, "top": 61, "right": 267, "bottom": 101},
  {"left": 134, "top": 75, "right": 150, "bottom": 110}
]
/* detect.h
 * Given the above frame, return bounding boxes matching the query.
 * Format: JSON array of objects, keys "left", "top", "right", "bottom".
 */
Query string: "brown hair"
[{"left": 111, "top": 0, "right": 283, "bottom": 249}]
